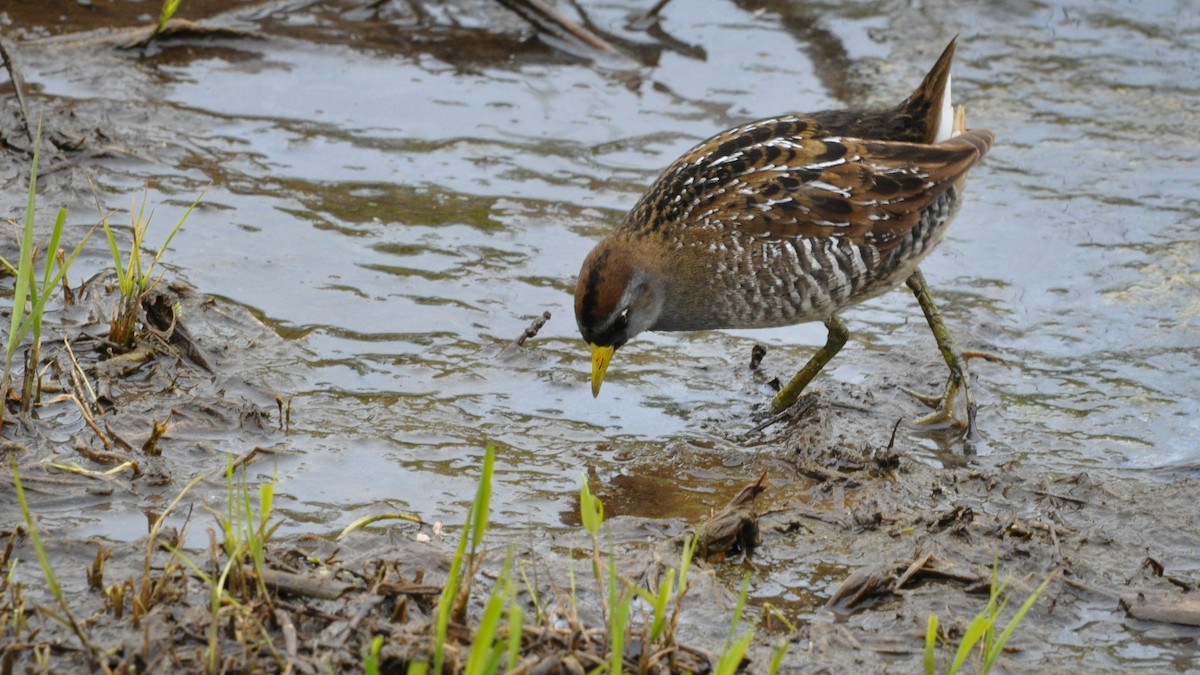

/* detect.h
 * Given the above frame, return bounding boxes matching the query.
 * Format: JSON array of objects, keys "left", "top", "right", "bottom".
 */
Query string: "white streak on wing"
[
  {"left": 808, "top": 180, "right": 851, "bottom": 197},
  {"left": 935, "top": 73, "right": 955, "bottom": 143},
  {"left": 753, "top": 197, "right": 794, "bottom": 211},
  {"left": 708, "top": 152, "right": 743, "bottom": 168},
  {"left": 806, "top": 159, "right": 845, "bottom": 170}
]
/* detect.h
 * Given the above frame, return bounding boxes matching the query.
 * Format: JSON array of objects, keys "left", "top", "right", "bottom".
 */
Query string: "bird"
[{"left": 574, "top": 38, "right": 995, "bottom": 437}]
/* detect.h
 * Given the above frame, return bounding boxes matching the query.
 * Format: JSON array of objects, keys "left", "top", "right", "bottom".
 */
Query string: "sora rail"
[{"left": 574, "top": 38, "right": 994, "bottom": 436}]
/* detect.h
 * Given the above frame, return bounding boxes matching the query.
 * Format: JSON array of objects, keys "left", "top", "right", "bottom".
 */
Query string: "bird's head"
[{"left": 573, "top": 240, "right": 664, "bottom": 397}]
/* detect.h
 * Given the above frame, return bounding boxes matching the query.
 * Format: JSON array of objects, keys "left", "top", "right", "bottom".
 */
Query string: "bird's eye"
[{"left": 618, "top": 308, "right": 629, "bottom": 324}]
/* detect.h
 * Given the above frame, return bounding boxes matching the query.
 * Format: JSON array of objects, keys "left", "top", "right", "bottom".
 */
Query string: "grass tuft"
[
  {"left": 924, "top": 559, "right": 1058, "bottom": 675},
  {"left": 1, "top": 121, "right": 93, "bottom": 424},
  {"left": 95, "top": 186, "right": 202, "bottom": 352}
]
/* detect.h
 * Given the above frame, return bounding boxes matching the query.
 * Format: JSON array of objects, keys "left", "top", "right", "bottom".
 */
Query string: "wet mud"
[{"left": 2, "top": 0, "right": 1199, "bottom": 672}]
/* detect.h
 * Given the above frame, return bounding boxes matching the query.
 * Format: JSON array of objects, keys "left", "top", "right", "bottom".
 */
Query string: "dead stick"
[
  {"left": 510, "top": 311, "right": 551, "bottom": 349},
  {"left": 494, "top": 0, "right": 618, "bottom": 54},
  {"left": 251, "top": 567, "right": 350, "bottom": 601},
  {"left": 0, "top": 33, "right": 32, "bottom": 144}
]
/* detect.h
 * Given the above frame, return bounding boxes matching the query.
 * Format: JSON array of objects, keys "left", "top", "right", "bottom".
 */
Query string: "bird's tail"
[{"left": 901, "top": 37, "right": 958, "bottom": 144}]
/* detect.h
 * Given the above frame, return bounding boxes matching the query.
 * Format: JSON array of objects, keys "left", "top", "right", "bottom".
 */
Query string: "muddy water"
[{"left": 2, "top": 0, "right": 1199, "bottom": 669}]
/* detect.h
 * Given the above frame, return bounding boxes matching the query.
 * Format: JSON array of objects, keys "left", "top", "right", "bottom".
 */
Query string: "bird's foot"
[
  {"left": 905, "top": 375, "right": 967, "bottom": 429},
  {"left": 906, "top": 350, "right": 1003, "bottom": 439}
]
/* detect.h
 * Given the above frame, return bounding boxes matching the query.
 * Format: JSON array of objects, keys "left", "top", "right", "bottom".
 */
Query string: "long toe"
[{"left": 908, "top": 369, "right": 969, "bottom": 429}]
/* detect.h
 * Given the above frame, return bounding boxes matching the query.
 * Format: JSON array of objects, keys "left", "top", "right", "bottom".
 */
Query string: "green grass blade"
[
  {"left": 723, "top": 573, "right": 751, "bottom": 648},
  {"left": 434, "top": 520, "right": 468, "bottom": 675},
  {"left": 435, "top": 446, "right": 496, "bottom": 675},
  {"left": 11, "top": 456, "right": 62, "bottom": 603},
  {"left": 506, "top": 598, "right": 523, "bottom": 672},
  {"left": 470, "top": 446, "right": 495, "bottom": 551},
  {"left": 99, "top": 212, "right": 125, "bottom": 288},
  {"left": 27, "top": 208, "right": 71, "bottom": 346},
  {"left": 465, "top": 556, "right": 510, "bottom": 675},
  {"left": 517, "top": 561, "right": 543, "bottom": 624},
  {"left": 607, "top": 581, "right": 630, "bottom": 675},
  {"left": 145, "top": 190, "right": 203, "bottom": 285},
  {"left": 648, "top": 567, "right": 674, "bottom": 643},
  {"left": 7, "top": 121, "right": 42, "bottom": 366},
  {"left": 14, "top": 211, "right": 92, "bottom": 348},
  {"left": 924, "top": 614, "right": 939, "bottom": 675},
  {"left": 40, "top": 208, "right": 67, "bottom": 292},
  {"left": 714, "top": 630, "right": 753, "bottom": 675},
  {"left": 948, "top": 611, "right": 995, "bottom": 674},
  {"left": 133, "top": 193, "right": 149, "bottom": 290},
  {"left": 767, "top": 637, "right": 790, "bottom": 675},
  {"left": 983, "top": 559, "right": 1000, "bottom": 657},
  {"left": 579, "top": 476, "right": 603, "bottom": 537},
  {"left": 677, "top": 533, "right": 696, "bottom": 591},
  {"left": 337, "top": 512, "right": 423, "bottom": 539},
  {"left": 983, "top": 571, "right": 1058, "bottom": 672},
  {"left": 159, "top": 0, "right": 184, "bottom": 28},
  {"left": 258, "top": 480, "right": 274, "bottom": 534},
  {"left": 162, "top": 540, "right": 215, "bottom": 587},
  {"left": 40, "top": 224, "right": 94, "bottom": 303},
  {"left": 364, "top": 635, "right": 384, "bottom": 675}
]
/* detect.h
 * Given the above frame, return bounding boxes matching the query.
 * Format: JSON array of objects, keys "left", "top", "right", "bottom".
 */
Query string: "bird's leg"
[
  {"left": 770, "top": 315, "right": 848, "bottom": 413},
  {"left": 904, "top": 268, "right": 980, "bottom": 438}
]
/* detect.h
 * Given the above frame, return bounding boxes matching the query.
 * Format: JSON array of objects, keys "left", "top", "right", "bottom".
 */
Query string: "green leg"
[
  {"left": 770, "top": 315, "right": 848, "bottom": 413},
  {"left": 905, "top": 268, "right": 977, "bottom": 438}
]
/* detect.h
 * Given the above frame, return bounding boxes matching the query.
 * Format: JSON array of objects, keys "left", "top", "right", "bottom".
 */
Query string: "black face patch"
[
  {"left": 591, "top": 312, "right": 630, "bottom": 349},
  {"left": 577, "top": 249, "right": 611, "bottom": 328},
  {"left": 576, "top": 246, "right": 636, "bottom": 347}
]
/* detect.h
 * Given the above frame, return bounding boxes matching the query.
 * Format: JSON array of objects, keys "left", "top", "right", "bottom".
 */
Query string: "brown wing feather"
[{"left": 686, "top": 128, "right": 994, "bottom": 252}]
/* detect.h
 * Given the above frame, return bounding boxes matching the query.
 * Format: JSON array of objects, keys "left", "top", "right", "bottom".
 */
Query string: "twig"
[
  {"left": 641, "top": 0, "right": 674, "bottom": 21},
  {"left": 493, "top": 0, "right": 619, "bottom": 55},
  {"left": 250, "top": 567, "right": 350, "bottom": 601},
  {"left": 886, "top": 417, "right": 903, "bottom": 450},
  {"left": 71, "top": 436, "right": 134, "bottom": 469},
  {"left": 230, "top": 446, "right": 276, "bottom": 473},
  {"left": 69, "top": 393, "right": 111, "bottom": 447},
  {"left": 893, "top": 550, "right": 934, "bottom": 590},
  {"left": 274, "top": 608, "right": 299, "bottom": 665},
  {"left": 115, "top": 19, "right": 264, "bottom": 50},
  {"left": 510, "top": 311, "right": 551, "bottom": 349},
  {"left": 0, "top": 33, "right": 33, "bottom": 144}
]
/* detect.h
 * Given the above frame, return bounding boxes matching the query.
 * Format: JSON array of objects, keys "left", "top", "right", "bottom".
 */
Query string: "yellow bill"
[{"left": 589, "top": 343, "right": 615, "bottom": 397}]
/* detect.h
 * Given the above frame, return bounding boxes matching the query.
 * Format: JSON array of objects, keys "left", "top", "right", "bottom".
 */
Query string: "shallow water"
[
  {"left": 2, "top": 0, "right": 1199, "bottom": 667},
  {"left": 7, "top": 0, "right": 1199, "bottom": 524}
]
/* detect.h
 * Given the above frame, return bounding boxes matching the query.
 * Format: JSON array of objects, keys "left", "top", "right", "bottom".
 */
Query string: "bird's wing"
[{"left": 646, "top": 126, "right": 993, "bottom": 252}]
